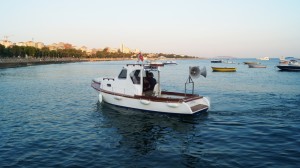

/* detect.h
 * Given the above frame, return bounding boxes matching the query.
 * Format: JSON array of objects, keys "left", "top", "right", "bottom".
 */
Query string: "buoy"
[
  {"left": 99, "top": 93, "right": 103, "bottom": 103},
  {"left": 167, "top": 103, "right": 179, "bottom": 108},
  {"left": 140, "top": 99, "right": 150, "bottom": 105},
  {"left": 114, "top": 96, "right": 122, "bottom": 100}
]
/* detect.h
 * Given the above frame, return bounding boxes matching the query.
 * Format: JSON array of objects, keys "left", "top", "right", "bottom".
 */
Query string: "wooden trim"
[
  {"left": 97, "top": 88, "right": 203, "bottom": 103},
  {"left": 162, "top": 91, "right": 198, "bottom": 97},
  {"left": 190, "top": 104, "right": 208, "bottom": 112},
  {"left": 160, "top": 91, "right": 203, "bottom": 102},
  {"left": 92, "top": 80, "right": 101, "bottom": 84},
  {"left": 100, "top": 89, "right": 135, "bottom": 99},
  {"left": 91, "top": 82, "right": 101, "bottom": 91},
  {"left": 134, "top": 95, "right": 182, "bottom": 103},
  {"left": 183, "top": 96, "right": 203, "bottom": 102}
]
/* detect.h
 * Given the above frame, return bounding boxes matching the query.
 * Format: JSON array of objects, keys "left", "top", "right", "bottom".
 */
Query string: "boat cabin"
[{"left": 101, "top": 63, "right": 163, "bottom": 97}]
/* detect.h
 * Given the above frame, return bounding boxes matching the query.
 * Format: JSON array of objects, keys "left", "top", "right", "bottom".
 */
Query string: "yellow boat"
[{"left": 211, "top": 67, "right": 236, "bottom": 72}]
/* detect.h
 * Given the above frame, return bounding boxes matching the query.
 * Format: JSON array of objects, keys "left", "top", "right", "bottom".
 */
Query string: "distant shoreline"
[
  {"left": 0, "top": 57, "right": 129, "bottom": 69},
  {"left": 0, "top": 57, "right": 205, "bottom": 69}
]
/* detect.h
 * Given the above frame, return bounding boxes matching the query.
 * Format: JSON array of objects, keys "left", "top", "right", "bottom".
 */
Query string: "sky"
[{"left": 1, "top": 0, "right": 300, "bottom": 58}]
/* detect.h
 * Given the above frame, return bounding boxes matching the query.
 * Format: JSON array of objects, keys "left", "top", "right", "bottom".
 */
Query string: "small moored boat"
[
  {"left": 163, "top": 60, "right": 177, "bottom": 65},
  {"left": 277, "top": 60, "right": 300, "bottom": 71},
  {"left": 211, "top": 59, "right": 222, "bottom": 63},
  {"left": 257, "top": 57, "right": 270, "bottom": 61},
  {"left": 243, "top": 62, "right": 260, "bottom": 65},
  {"left": 248, "top": 64, "right": 266, "bottom": 68},
  {"left": 211, "top": 67, "right": 236, "bottom": 72}
]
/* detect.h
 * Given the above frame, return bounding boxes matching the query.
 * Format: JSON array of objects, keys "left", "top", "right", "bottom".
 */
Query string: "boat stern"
[{"left": 184, "top": 96, "right": 210, "bottom": 114}]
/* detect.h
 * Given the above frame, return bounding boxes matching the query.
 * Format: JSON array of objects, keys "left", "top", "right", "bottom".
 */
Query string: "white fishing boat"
[
  {"left": 163, "top": 60, "right": 177, "bottom": 65},
  {"left": 257, "top": 57, "right": 270, "bottom": 61},
  {"left": 91, "top": 62, "right": 210, "bottom": 115}
]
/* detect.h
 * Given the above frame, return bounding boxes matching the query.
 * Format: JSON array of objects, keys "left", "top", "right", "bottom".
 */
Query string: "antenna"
[
  {"left": 3, "top": 35, "right": 13, "bottom": 41},
  {"left": 185, "top": 66, "right": 207, "bottom": 94}
]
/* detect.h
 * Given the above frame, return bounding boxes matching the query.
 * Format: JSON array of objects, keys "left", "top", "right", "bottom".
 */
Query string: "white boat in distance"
[
  {"left": 91, "top": 62, "right": 210, "bottom": 115},
  {"left": 163, "top": 60, "right": 177, "bottom": 65},
  {"left": 257, "top": 57, "right": 270, "bottom": 60},
  {"left": 277, "top": 59, "right": 300, "bottom": 71}
]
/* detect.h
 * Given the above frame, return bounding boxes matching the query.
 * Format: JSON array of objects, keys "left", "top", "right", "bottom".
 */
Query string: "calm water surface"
[{"left": 1, "top": 59, "right": 300, "bottom": 167}]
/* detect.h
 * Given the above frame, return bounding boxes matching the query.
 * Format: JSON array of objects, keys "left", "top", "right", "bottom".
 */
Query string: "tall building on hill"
[
  {"left": 133, "top": 48, "right": 140, "bottom": 54},
  {"left": 120, "top": 43, "right": 131, "bottom": 53}
]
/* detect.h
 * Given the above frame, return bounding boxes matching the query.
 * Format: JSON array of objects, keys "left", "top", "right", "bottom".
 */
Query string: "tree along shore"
[
  {"left": 0, "top": 44, "right": 195, "bottom": 60},
  {"left": 0, "top": 44, "right": 201, "bottom": 68}
]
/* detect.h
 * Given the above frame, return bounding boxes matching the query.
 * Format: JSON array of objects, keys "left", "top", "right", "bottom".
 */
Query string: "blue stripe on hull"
[{"left": 102, "top": 101, "right": 208, "bottom": 116}]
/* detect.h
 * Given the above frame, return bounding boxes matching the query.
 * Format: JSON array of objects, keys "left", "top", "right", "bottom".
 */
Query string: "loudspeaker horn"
[
  {"left": 200, "top": 66, "right": 207, "bottom": 78},
  {"left": 189, "top": 66, "right": 201, "bottom": 79}
]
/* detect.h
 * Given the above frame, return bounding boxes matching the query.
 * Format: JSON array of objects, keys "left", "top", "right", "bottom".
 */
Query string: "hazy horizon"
[{"left": 1, "top": 0, "right": 300, "bottom": 58}]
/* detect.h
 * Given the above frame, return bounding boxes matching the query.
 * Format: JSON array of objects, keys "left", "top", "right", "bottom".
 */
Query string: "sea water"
[{"left": 0, "top": 59, "right": 299, "bottom": 167}]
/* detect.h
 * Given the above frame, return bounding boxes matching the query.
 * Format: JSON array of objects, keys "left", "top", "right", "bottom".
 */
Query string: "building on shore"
[
  {"left": 120, "top": 43, "right": 131, "bottom": 53},
  {"left": 16, "top": 42, "right": 26, "bottom": 47},
  {"left": 1, "top": 39, "right": 143, "bottom": 57},
  {"left": 35, "top": 42, "right": 45, "bottom": 49},
  {"left": 120, "top": 43, "right": 140, "bottom": 54},
  {"left": 0, "top": 40, "right": 13, "bottom": 48}
]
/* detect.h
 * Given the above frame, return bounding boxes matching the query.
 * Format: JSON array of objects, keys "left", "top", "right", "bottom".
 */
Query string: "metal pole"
[{"left": 158, "top": 70, "right": 160, "bottom": 96}]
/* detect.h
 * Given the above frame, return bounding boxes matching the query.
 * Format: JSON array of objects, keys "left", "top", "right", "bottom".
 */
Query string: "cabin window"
[
  {"left": 130, "top": 70, "right": 141, "bottom": 84},
  {"left": 118, "top": 69, "right": 127, "bottom": 79}
]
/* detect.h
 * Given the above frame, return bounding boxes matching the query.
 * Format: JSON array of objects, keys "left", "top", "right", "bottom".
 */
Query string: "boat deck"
[
  {"left": 92, "top": 80, "right": 204, "bottom": 103},
  {"left": 135, "top": 91, "right": 203, "bottom": 103}
]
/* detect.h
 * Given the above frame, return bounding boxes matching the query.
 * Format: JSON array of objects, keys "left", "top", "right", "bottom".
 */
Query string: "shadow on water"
[
  {"left": 96, "top": 101, "right": 209, "bottom": 124},
  {"left": 92, "top": 102, "right": 209, "bottom": 161}
]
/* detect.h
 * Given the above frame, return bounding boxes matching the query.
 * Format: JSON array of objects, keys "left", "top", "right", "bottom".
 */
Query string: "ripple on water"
[{"left": 1, "top": 60, "right": 300, "bottom": 167}]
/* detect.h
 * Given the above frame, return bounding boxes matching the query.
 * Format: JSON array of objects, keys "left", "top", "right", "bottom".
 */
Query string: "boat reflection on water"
[{"left": 94, "top": 102, "right": 208, "bottom": 158}]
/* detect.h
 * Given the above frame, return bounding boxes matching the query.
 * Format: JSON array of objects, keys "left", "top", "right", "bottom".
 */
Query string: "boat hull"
[
  {"left": 243, "top": 62, "right": 259, "bottom": 65},
  {"left": 277, "top": 65, "right": 300, "bottom": 71},
  {"left": 211, "top": 60, "right": 222, "bottom": 63},
  {"left": 99, "top": 91, "right": 209, "bottom": 115},
  {"left": 211, "top": 67, "right": 236, "bottom": 72},
  {"left": 92, "top": 81, "right": 209, "bottom": 115}
]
